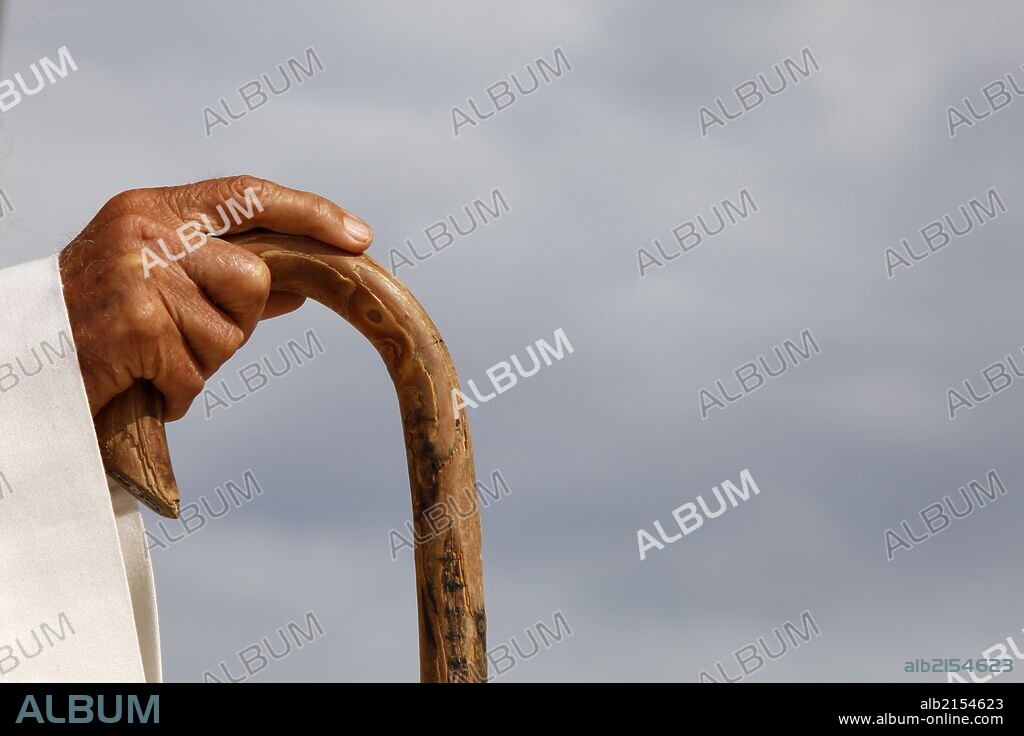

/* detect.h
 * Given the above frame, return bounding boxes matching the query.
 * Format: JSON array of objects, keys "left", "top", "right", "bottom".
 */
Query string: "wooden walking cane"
[{"left": 94, "top": 231, "right": 487, "bottom": 683}]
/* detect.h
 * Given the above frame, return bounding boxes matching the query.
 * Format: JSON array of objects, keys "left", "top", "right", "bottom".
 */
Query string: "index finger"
[{"left": 155, "top": 175, "right": 373, "bottom": 253}]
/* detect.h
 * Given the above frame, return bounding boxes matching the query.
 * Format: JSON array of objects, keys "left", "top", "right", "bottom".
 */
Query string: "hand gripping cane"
[{"left": 94, "top": 231, "right": 487, "bottom": 683}]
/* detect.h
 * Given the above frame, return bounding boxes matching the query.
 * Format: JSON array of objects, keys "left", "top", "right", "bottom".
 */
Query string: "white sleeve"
[{"left": 0, "top": 255, "right": 161, "bottom": 682}]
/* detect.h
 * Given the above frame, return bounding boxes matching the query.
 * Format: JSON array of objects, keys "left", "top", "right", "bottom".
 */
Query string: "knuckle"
[
  {"left": 227, "top": 174, "right": 268, "bottom": 202},
  {"left": 233, "top": 253, "right": 272, "bottom": 303},
  {"left": 104, "top": 188, "right": 157, "bottom": 215},
  {"left": 126, "top": 298, "right": 162, "bottom": 332},
  {"left": 109, "top": 212, "right": 163, "bottom": 243},
  {"left": 103, "top": 189, "right": 138, "bottom": 212},
  {"left": 210, "top": 323, "right": 245, "bottom": 365},
  {"left": 225, "top": 324, "right": 246, "bottom": 352}
]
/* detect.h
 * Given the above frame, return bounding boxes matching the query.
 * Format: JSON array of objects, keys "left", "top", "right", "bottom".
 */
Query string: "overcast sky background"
[{"left": 1, "top": 0, "right": 1022, "bottom": 682}]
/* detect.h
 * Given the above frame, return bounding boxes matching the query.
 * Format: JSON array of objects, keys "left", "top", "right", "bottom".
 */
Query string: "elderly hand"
[{"left": 59, "top": 175, "right": 372, "bottom": 420}]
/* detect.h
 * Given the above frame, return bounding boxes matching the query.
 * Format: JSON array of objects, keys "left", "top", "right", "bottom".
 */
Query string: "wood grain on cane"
[{"left": 94, "top": 231, "right": 487, "bottom": 683}]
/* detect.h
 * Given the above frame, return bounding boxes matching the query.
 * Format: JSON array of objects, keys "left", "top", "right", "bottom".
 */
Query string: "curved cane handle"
[{"left": 95, "top": 231, "right": 486, "bottom": 683}]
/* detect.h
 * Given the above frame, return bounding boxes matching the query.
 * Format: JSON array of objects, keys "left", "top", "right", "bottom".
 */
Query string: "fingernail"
[{"left": 344, "top": 216, "right": 372, "bottom": 244}]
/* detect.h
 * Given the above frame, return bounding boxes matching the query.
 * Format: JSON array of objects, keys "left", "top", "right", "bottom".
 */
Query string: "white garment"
[{"left": 0, "top": 255, "right": 161, "bottom": 682}]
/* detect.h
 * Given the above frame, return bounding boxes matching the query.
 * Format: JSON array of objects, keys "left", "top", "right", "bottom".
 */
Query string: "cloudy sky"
[{"left": 1, "top": 0, "right": 1022, "bottom": 682}]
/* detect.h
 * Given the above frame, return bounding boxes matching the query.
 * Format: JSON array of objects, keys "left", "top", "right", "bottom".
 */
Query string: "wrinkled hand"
[{"left": 60, "top": 176, "right": 372, "bottom": 420}]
